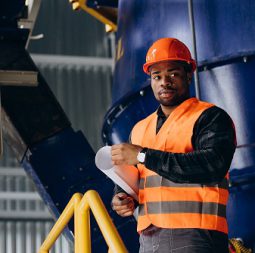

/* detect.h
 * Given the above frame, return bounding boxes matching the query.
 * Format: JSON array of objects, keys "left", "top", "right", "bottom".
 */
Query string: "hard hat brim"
[{"left": 143, "top": 58, "right": 196, "bottom": 75}]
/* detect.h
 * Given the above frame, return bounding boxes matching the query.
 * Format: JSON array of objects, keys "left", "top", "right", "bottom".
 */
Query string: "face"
[{"left": 150, "top": 61, "right": 192, "bottom": 108}]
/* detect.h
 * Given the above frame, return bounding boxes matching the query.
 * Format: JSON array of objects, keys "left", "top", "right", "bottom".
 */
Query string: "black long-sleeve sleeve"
[{"left": 144, "top": 106, "right": 236, "bottom": 184}]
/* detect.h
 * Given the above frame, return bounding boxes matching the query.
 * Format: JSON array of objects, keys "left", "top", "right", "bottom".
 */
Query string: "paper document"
[{"left": 95, "top": 146, "right": 139, "bottom": 201}]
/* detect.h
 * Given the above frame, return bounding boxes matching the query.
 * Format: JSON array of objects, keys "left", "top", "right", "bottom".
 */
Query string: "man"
[{"left": 111, "top": 38, "right": 236, "bottom": 253}]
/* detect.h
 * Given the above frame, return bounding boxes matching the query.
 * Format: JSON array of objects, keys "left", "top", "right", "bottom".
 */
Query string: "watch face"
[{"left": 137, "top": 152, "right": 146, "bottom": 163}]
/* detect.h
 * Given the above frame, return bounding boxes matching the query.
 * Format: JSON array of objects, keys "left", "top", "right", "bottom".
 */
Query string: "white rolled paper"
[{"left": 95, "top": 146, "right": 139, "bottom": 201}]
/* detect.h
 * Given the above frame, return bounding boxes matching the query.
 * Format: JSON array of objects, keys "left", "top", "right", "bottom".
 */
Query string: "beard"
[{"left": 157, "top": 91, "right": 190, "bottom": 107}]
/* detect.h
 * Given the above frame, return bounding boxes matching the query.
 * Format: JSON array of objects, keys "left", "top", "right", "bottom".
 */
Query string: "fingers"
[
  {"left": 111, "top": 144, "right": 124, "bottom": 165},
  {"left": 111, "top": 144, "right": 126, "bottom": 165},
  {"left": 111, "top": 143, "right": 142, "bottom": 165},
  {"left": 112, "top": 193, "right": 132, "bottom": 207},
  {"left": 117, "top": 209, "right": 134, "bottom": 217},
  {"left": 111, "top": 144, "right": 125, "bottom": 165},
  {"left": 112, "top": 193, "right": 135, "bottom": 217}
]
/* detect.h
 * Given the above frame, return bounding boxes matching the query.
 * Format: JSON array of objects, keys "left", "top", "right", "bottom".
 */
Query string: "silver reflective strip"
[
  {"left": 139, "top": 201, "right": 226, "bottom": 217},
  {"left": 139, "top": 204, "right": 145, "bottom": 216},
  {"left": 139, "top": 175, "right": 228, "bottom": 190},
  {"left": 139, "top": 178, "right": 145, "bottom": 189}
]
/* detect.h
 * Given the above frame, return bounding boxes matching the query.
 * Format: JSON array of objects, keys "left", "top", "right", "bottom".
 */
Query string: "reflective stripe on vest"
[
  {"left": 139, "top": 175, "right": 229, "bottom": 190},
  {"left": 131, "top": 98, "right": 229, "bottom": 234},
  {"left": 139, "top": 201, "right": 226, "bottom": 217}
]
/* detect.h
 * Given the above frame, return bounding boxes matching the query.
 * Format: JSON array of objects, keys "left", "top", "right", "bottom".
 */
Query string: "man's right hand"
[{"left": 111, "top": 192, "right": 135, "bottom": 217}]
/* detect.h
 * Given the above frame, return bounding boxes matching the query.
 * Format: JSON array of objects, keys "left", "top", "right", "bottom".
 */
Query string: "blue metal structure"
[
  {"left": 102, "top": 0, "right": 255, "bottom": 251},
  {"left": 87, "top": 0, "right": 118, "bottom": 8}
]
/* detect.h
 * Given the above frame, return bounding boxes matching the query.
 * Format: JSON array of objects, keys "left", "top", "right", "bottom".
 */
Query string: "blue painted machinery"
[
  {"left": 1, "top": 0, "right": 255, "bottom": 252},
  {"left": 0, "top": 1, "right": 138, "bottom": 252},
  {"left": 102, "top": 0, "right": 255, "bottom": 251}
]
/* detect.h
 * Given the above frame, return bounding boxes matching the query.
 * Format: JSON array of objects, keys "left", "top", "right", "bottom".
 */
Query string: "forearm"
[
  {"left": 144, "top": 146, "right": 235, "bottom": 184},
  {"left": 143, "top": 106, "right": 236, "bottom": 184}
]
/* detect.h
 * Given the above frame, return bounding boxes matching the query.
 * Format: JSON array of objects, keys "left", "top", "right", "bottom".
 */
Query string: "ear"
[{"left": 187, "top": 72, "right": 193, "bottom": 84}]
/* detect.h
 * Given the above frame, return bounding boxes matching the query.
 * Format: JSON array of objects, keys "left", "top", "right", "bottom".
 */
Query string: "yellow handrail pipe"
[
  {"left": 74, "top": 192, "right": 90, "bottom": 253},
  {"left": 78, "top": 190, "right": 128, "bottom": 253},
  {"left": 39, "top": 193, "right": 83, "bottom": 253},
  {"left": 39, "top": 190, "right": 128, "bottom": 253}
]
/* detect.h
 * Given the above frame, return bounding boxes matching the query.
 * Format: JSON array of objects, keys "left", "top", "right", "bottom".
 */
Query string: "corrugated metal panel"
[
  {"left": 0, "top": 221, "right": 71, "bottom": 253},
  {"left": 36, "top": 62, "right": 112, "bottom": 151},
  {"left": 28, "top": 0, "right": 109, "bottom": 57},
  {"left": 0, "top": 168, "right": 73, "bottom": 253},
  {"left": 0, "top": 146, "right": 19, "bottom": 168}
]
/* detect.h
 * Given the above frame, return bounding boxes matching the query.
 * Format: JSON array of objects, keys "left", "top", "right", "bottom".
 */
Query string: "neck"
[
  {"left": 161, "top": 96, "right": 191, "bottom": 117},
  {"left": 160, "top": 105, "right": 178, "bottom": 117}
]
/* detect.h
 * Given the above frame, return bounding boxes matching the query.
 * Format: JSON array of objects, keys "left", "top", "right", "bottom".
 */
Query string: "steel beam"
[{"left": 0, "top": 70, "right": 38, "bottom": 87}]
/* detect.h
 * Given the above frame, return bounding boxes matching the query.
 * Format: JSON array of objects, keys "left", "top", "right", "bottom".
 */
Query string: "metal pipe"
[
  {"left": 79, "top": 190, "right": 128, "bottom": 253},
  {"left": 108, "top": 32, "right": 116, "bottom": 73},
  {"left": 0, "top": 192, "right": 42, "bottom": 200},
  {"left": 39, "top": 193, "right": 82, "bottom": 253},
  {"left": 39, "top": 190, "right": 127, "bottom": 253},
  {"left": 0, "top": 211, "right": 52, "bottom": 220},
  {"left": 188, "top": 0, "right": 201, "bottom": 99},
  {"left": 30, "top": 54, "right": 113, "bottom": 68}
]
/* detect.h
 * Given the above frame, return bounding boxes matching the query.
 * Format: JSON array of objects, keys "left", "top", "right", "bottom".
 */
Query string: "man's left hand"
[{"left": 111, "top": 143, "right": 143, "bottom": 165}]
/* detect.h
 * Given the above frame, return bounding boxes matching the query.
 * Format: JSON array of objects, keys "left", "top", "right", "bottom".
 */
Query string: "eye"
[
  {"left": 169, "top": 72, "right": 181, "bottom": 78},
  {"left": 152, "top": 75, "right": 160, "bottom": 80}
]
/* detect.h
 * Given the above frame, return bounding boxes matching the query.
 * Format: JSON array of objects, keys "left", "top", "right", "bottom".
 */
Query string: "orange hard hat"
[{"left": 143, "top": 38, "right": 196, "bottom": 74}]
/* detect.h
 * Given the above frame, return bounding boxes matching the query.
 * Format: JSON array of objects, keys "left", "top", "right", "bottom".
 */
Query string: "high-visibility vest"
[{"left": 131, "top": 98, "right": 229, "bottom": 234}]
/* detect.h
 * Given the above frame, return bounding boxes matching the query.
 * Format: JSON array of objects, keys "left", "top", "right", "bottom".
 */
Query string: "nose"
[{"left": 160, "top": 75, "right": 172, "bottom": 87}]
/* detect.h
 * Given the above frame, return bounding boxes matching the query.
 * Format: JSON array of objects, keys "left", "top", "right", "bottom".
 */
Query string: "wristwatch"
[{"left": 137, "top": 148, "right": 148, "bottom": 164}]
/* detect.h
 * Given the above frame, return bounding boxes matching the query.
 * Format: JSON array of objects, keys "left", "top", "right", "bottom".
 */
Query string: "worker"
[{"left": 111, "top": 38, "right": 236, "bottom": 253}]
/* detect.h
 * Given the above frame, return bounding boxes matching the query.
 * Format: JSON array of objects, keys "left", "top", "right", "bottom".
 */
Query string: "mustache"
[{"left": 158, "top": 87, "right": 176, "bottom": 94}]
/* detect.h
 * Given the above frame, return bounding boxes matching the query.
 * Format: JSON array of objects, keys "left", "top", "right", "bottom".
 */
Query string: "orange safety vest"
[{"left": 131, "top": 98, "right": 229, "bottom": 234}]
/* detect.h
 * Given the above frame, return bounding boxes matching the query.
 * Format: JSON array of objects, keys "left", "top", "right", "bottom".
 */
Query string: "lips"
[{"left": 159, "top": 89, "right": 176, "bottom": 98}]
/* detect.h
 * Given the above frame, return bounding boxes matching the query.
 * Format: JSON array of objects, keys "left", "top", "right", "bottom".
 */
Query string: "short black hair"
[
  {"left": 148, "top": 61, "right": 193, "bottom": 74},
  {"left": 177, "top": 61, "right": 193, "bottom": 73}
]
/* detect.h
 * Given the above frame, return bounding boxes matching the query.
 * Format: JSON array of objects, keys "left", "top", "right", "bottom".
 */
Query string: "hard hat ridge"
[{"left": 143, "top": 38, "right": 196, "bottom": 74}]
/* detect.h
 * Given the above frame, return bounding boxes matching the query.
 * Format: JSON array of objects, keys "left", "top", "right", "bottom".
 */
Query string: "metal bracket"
[
  {"left": 69, "top": 0, "right": 117, "bottom": 32},
  {"left": 0, "top": 70, "right": 38, "bottom": 158},
  {"left": 0, "top": 70, "right": 38, "bottom": 87},
  {"left": 18, "top": 0, "right": 42, "bottom": 48}
]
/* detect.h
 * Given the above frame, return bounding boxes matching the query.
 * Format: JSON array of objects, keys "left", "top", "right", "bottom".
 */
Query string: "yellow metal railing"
[
  {"left": 39, "top": 190, "right": 128, "bottom": 253},
  {"left": 69, "top": 0, "right": 117, "bottom": 32}
]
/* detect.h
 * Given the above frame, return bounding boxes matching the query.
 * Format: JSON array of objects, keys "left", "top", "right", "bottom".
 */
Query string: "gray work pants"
[{"left": 139, "top": 225, "right": 229, "bottom": 253}]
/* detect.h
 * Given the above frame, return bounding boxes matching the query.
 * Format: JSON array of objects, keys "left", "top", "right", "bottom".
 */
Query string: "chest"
[{"left": 141, "top": 113, "right": 195, "bottom": 153}]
